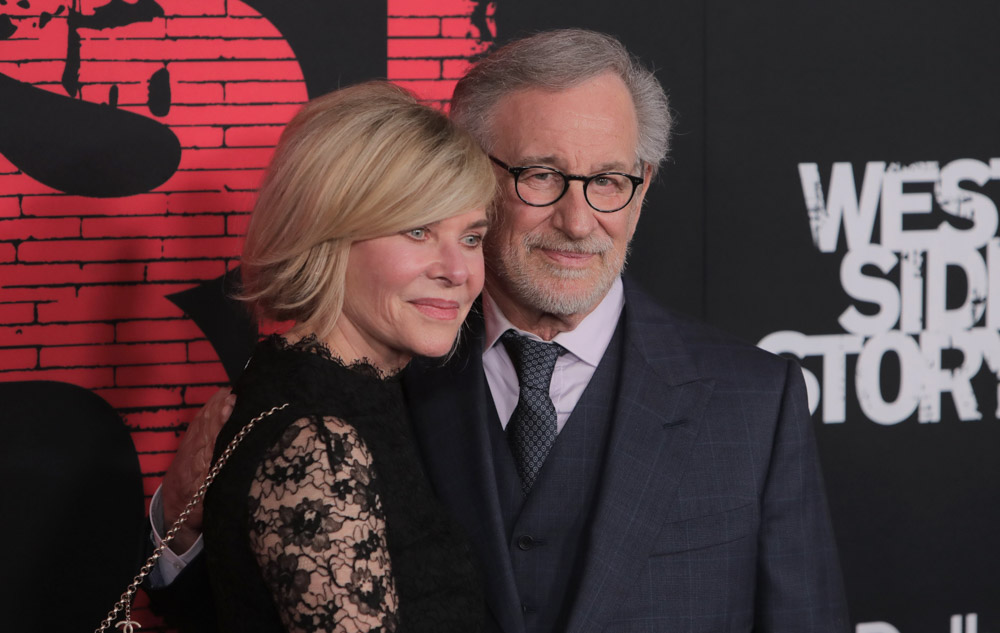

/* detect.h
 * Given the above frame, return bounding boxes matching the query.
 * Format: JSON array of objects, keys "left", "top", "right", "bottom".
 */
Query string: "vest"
[{"left": 487, "top": 318, "right": 625, "bottom": 633}]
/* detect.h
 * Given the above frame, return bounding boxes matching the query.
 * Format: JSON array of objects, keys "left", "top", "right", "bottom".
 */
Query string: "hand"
[{"left": 161, "top": 387, "right": 235, "bottom": 553}]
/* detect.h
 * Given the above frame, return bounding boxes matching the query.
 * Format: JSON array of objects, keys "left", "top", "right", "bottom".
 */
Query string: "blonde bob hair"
[{"left": 239, "top": 81, "right": 496, "bottom": 338}]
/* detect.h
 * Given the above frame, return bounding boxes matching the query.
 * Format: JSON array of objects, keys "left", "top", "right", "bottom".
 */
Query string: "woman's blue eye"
[
  {"left": 462, "top": 234, "right": 483, "bottom": 247},
  {"left": 407, "top": 228, "right": 427, "bottom": 239}
]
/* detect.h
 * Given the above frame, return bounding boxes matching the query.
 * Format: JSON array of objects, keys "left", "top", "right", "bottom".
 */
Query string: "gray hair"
[{"left": 450, "top": 28, "right": 672, "bottom": 177}]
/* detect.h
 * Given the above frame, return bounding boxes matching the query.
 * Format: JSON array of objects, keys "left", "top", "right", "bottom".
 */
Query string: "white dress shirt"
[
  {"left": 481, "top": 277, "right": 625, "bottom": 433},
  {"left": 148, "top": 485, "right": 203, "bottom": 586}
]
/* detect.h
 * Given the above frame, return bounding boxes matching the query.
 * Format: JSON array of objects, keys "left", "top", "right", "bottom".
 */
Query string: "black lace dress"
[{"left": 202, "top": 335, "right": 484, "bottom": 633}]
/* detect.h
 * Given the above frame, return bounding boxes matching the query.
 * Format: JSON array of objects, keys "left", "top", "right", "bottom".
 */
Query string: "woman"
[{"left": 201, "top": 82, "right": 495, "bottom": 633}]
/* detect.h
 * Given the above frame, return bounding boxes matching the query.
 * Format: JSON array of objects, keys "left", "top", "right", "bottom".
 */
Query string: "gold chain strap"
[{"left": 95, "top": 402, "right": 291, "bottom": 633}]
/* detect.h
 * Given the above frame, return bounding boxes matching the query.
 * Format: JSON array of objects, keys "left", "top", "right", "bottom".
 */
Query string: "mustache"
[{"left": 523, "top": 232, "right": 613, "bottom": 255}]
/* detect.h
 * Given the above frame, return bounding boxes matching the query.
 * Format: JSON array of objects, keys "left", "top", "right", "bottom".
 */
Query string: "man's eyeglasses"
[{"left": 490, "top": 155, "right": 644, "bottom": 213}]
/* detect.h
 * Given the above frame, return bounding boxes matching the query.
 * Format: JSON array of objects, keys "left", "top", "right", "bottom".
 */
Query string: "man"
[{"left": 152, "top": 29, "right": 849, "bottom": 632}]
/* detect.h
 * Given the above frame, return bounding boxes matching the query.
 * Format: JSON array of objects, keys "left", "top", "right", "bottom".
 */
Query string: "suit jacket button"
[{"left": 517, "top": 535, "right": 535, "bottom": 550}]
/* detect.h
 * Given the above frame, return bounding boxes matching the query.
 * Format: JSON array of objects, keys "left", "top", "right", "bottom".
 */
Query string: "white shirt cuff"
[{"left": 147, "top": 484, "right": 204, "bottom": 587}]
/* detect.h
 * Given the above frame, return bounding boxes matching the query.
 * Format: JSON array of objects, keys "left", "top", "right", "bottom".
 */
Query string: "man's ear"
[
  {"left": 642, "top": 162, "right": 654, "bottom": 189},
  {"left": 636, "top": 162, "right": 654, "bottom": 205},
  {"left": 628, "top": 162, "right": 655, "bottom": 237}
]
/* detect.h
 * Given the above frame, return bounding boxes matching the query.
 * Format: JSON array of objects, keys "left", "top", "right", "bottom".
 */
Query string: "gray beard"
[{"left": 489, "top": 233, "right": 628, "bottom": 317}]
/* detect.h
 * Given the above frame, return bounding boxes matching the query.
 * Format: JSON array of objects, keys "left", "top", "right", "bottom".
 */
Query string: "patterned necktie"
[{"left": 501, "top": 329, "right": 562, "bottom": 494}]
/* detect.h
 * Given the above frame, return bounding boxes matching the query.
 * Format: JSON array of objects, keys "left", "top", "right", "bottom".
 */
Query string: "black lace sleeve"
[{"left": 247, "top": 415, "right": 399, "bottom": 633}]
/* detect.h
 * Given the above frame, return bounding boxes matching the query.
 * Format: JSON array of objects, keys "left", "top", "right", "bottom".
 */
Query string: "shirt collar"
[{"left": 482, "top": 276, "right": 625, "bottom": 368}]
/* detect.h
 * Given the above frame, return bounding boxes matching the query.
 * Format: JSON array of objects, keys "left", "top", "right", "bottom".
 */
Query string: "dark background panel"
[
  {"left": 0, "top": 381, "right": 144, "bottom": 633},
  {"left": 497, "top": 0, "right": 708, "bottom": 320},
  {"left": 703, "top": 0, "right": 1000, "bottom": 627},
  {"left": 703, "top": 0, "right": 1000, "bottom": 337},
  {"left": 246, "top": 0, "right": 388, "bottom": 98}
]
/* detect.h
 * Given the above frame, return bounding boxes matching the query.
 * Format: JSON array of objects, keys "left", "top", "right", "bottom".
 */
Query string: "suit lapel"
[
  {"left": 565, "top": 282, "right": 715, "bottom": 633},
  {"left": 403, "top": 313, "right": 525, "bottom": 633}
]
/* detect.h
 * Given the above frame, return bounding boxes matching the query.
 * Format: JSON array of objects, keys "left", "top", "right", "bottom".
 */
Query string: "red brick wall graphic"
[
  {"left": 0, "top": 0, "right": 493, "bottom": 628},
  {"left": 388, "top": 0, "right": 495, "bottom": 108},
  {"left": 0, "top": 0, "right": 306, "bottom": 499}
]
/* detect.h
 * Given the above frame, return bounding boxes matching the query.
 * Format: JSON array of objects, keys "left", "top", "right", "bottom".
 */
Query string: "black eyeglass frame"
[{"left": 489, "top": 155, "right": 645, "bottom": 213}]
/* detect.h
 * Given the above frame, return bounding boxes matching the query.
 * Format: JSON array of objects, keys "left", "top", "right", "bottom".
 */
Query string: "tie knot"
[{"left": 501, "top": 330, "right": 561, "bottom": 391}]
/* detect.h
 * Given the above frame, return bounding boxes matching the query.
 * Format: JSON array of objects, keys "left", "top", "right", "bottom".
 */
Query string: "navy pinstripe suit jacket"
[{"left": 403, "top": 277, "right": 850, "bottom": 633}]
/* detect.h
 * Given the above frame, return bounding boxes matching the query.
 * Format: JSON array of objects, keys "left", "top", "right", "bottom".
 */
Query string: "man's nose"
[{"left": 550, "top": 181, "right": 597, "bottom": 238}]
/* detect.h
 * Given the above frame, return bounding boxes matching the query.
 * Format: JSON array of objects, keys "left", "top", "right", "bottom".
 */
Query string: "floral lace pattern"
[
  {"left": 274, "top": 334, "right": 399, "bottom": 381},
  {"left": 202, "top": 333, "right": 483, "bottom": 631},
  {"left": 248, "top": 415, "right": 399, "bottom": 633}
]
